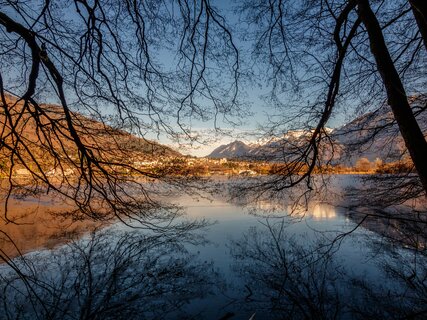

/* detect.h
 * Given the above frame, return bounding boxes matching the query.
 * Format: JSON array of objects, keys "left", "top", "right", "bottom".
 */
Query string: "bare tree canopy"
[
  {"left": 1, "top": 1, "right": 426, "bottom": 318},
  {"left": 0, "top": 0, "right": 243, "bottom": 221},
  {"left": 0, "top": 0, "right": 426, "bottom": 209},
  {"left": 237, "top": 0, "right": 426, "bottom": 196}
]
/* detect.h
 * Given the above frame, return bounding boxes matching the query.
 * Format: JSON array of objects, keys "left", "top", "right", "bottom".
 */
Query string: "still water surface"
[
  {"left": 1, "top": 176, "right": 425, "bottom": 319},
  {"left": 166, "top": 195, "right": 389, "bottom": 318}
]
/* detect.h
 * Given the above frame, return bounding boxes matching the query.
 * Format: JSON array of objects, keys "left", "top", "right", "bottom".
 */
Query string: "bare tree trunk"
[
  {"left": 357, "top": 0, "right": 427, "bottom": 195},
  {"left": 409, "top": 0, "right": 427, "bottom": 51}
]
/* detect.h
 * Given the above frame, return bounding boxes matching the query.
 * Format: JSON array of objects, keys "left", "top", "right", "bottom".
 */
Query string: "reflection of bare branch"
[
  {"left": 230, "top": 219, "right": 345, "bottom": 319},
  {"left": 0, "top": 228, "right": 219, "bottom": 319},
  {"left": 350, "top": 248, "right": 427, "bottom": 319},
  {"left": 230, "top": 217, "right": 427, "bottom": 319}
]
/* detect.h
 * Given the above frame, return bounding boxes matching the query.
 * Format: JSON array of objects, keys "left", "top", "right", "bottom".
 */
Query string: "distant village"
[{"left": 7, "top": 154, "right": 415, "bottom": 179}]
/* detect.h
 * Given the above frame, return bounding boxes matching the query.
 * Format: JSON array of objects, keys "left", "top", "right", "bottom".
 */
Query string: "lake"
[{"left": 0, "top": 175, "right": 426, "bottom": 319}]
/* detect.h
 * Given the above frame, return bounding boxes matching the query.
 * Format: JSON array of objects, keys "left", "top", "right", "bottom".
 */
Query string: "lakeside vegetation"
[{"left": 2, "top": 155, "right": 415, "bottom": 179}]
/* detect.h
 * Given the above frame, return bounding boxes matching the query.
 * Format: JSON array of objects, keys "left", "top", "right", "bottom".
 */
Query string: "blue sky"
[
  {"left": 145, "top": 0, "right": 350, "bottom": 157},
  {"left": 1, "top": 0, "right": 351, "bottom": 158}
]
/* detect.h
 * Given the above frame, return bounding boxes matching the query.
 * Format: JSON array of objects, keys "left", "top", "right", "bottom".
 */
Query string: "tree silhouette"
[
  {"left": 238, "top": 0, "right": 426, "bottom": 195},
  {"left": 230, "top": 217, "right": 427, "bottom": 319},
  {"left": 1, "top": 0, "right": 426, "bottom": 217},
  {"left": 0, "top": 228, "right": 220, "bottom": 319},
  {"left": 0, "top": 0, "right": 241, "bottom": 221},
  {"left": 1, "top": 2, "right": 426, "bottom": 318}
]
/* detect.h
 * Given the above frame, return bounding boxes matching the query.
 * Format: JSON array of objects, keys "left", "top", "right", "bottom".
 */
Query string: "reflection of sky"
[
  {"left": 179, "top": 193, "right": 397, "bottom": 316},
  {"left": 6, "top": 185, "right": 417, "bottom": 319}
]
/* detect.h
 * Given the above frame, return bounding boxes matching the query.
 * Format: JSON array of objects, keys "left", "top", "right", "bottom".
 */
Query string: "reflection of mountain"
[
  {"left": 220, "top": 175, "right": 426, "bottom": 249},
  {"left": 347, "top": 207, "right": 427, "bottom": 251},
  {"left": 310, "top": 203, "right": 337, "bottom": 220},
  {"left": 208, "top": 95, "right": 427, "bottom": 165},
  {"left": 0, "top": 196, "right": 100, "bottom": 259},
  {"left": 220, "top": 178, "right": 339, "bottom": 220},
  {"left": 250, "top": 201, "right": 337, "bottom": 220}
]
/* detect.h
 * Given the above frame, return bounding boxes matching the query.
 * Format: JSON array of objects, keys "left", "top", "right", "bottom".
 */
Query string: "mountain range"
[{"left": 208, "top": 95, "right": 427, "bottom": 165}]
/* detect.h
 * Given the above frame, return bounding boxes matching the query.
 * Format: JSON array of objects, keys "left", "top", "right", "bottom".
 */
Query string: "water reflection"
[
  {"left": 347, "top": 207, "right": 427, "bottom": 252},
  {"left": 223, "top": 176, "right": 426, "bottom": 251},
  {"left": 311, "top": 203, "right": 337, "bottom": 220},
  {"left": 217, "top": 176, "right": 343, "bottom": 221},
  {"left": 1, "top": 176, "right": 426, "bottom": 319},
  {"left": 349, "top": 250, "right": 427, "bottom": 319},
  {"left": 0, "top": 197, "right": 100, "bottom": 259},
  {"left": 229, "top": 218, "right": 427, "bottom": 319},
  {"left": 284, "top": 202, "right": 337, "bottom": 220},
  {"left": 239, "top": 200, "right": 337, "bottom": 220},
  {"left": 0, "top": 228, "right": 220, "bottom": 320}
]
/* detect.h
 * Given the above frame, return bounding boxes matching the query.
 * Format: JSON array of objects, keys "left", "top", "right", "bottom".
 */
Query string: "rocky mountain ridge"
[{"left": 208, "top": 95, "right": 427, "bottom": 165}]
